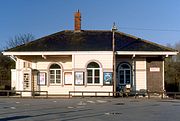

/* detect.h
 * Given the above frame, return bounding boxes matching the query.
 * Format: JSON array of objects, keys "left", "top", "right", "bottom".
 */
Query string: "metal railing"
[
  {"left": 166, "top": 92, "right": 180, "bottom": 99},
  {"left": 146, "top": 91, "right": 164, "bottom": 99},
  {"left": 1, "top": 90, "right": 180, "bottom": 99},
  {"left": 69, "top": 90, "right": 180, "bottom": 99},
  {"left": 0, "top": 90, "right": 48, "bottom": 98},
  {"left": 69, "top": 91, "right": 124, "bottom": 98}
]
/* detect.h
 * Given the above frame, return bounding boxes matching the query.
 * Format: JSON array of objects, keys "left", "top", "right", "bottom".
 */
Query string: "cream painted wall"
[
  {"left": 74, "top": 54, "right": 113, "bottom": 69},
  {"left": 13, "top": 54, "right": 148, "bottom": 95},
  {"left": 13, "top": 54, "right": 114, "bottom": 95},
  {"left": 11, "top": 69, "right": 16, "bottom": 89},
  {"left": 134, "top": 58, "right": 147, "bottom": 90}
]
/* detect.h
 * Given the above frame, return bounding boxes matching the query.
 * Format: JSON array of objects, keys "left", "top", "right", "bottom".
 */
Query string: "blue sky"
[{"left": 1, "top": 0, "right": 180, "bottom": 49}]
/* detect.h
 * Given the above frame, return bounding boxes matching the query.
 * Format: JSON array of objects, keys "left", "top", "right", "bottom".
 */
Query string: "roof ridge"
[{"left": 64, "top": 30, "right": 112, "bottom": 32}]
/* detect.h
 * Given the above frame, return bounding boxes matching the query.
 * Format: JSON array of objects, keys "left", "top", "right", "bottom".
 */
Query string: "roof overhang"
[
  {"left": 2, "top": 51, "right": 178, "bottom": 56},
  {"left": 2, "top": 51, "right": 113, "bottom": 56},
  {"left": 116, "top": 51, "right": 178, "bottom": 57}
]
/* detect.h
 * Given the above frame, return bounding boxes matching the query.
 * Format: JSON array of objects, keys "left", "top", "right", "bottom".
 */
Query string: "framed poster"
[
  {"left": 75, "top": 72, "right": 84, "bottom": 85},
  {"left": 103, "top": 72, "right": 112, "bottom": 85},
  {"left": 64, "top": 72, "right": 73, "bottom": 85},
  {"left": 38, "top": 72, "right": 46, "bottom": 85}
]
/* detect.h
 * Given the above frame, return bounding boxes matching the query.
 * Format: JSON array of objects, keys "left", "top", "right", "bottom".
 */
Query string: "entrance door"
[{"left": 118, "top": 63, "right": 132, "bottom": 91}]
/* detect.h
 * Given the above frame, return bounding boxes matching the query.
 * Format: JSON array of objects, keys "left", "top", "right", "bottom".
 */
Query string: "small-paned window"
[
  {"left": 49, "top": 64, "right": 61, "bottom": 84},
  {"left": 87, "top": 62, "right": 100, "bottom": 84}
]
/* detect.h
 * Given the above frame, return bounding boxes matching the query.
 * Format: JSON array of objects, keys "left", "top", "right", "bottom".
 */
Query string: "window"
[
  {"left": 118, "top": 63, "right": 131, "bottom": 85},
  {"left": 23, "top": 61, "right": 31, "bottom": 68},
  {"left": 23, "top": 73, "right": 30, "bottom": 90},
  {"left": 49, "top": 64, "right": 61, "bottom": 84},
  {"left": 87, "top": 62, "right": 100, "bottom": 84}
]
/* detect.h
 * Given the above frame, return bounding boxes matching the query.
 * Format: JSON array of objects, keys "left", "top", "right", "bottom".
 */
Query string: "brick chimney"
[{"left": 74, "top": 10, "right": 81, "bottom": 31}]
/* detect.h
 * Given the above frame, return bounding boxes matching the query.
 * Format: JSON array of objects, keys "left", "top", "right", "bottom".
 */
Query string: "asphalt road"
[{"left": 0, "top": 97, "right": 180, "bottom": 121}]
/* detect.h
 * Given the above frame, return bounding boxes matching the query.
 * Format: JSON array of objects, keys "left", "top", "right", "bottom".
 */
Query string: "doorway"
[{"left": 117, "top": 62, "right": 132, "bottom": 92}]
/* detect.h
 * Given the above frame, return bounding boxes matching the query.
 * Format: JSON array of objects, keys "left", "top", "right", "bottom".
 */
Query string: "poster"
[
  {"left": 64, "top": 72, "right": 73, "bottom": 85},
  {"left": 103, "top": 72, "right": 112, "bottom": 85},
  {"left": 38, "top": 72, "right": 46, "bottom": 85},
  {"left": 75, "top": 72, "right": 84, "bottom": 85}
]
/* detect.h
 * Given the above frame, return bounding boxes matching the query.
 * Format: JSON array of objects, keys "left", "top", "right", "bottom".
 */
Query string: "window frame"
[
  {"left": 86, "top": 62, "right": 101, "bottom": 85},
  {"left": 118, "top": 63, "right": 132, "bottom": 85},
  {"left": 49, "top": 64, "right": 62, "bottom": 85}
]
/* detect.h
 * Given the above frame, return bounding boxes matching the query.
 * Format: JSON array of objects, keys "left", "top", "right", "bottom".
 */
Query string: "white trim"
[
  {"left": 2, "top": 51, "right": 113, "bottom": 56},
  {"left": 116, "top": 51, "right": 178, "bottom": 56},
  {"left": 162, "top": 60, "right": 165, "bottom": 91},
  {"left": 86, "top": 62, "right": 102, "bottom": 85},
  {"left": 3, "top": 51, "right": 178, "bottom": 56},
  {"left": 49, "top": 68, "right": 62, "bottom": 85},
  {"left": 10, "top": 55, "right": 17, "bottom": 62},
  {"left": 49, "top": 64, "right": 62, "bottom": 85},
  {"left": 144, "top": 58, "right": 147, "bottom": 90},
  {"left": 87, "top": 68, "right": 101, "bottom": 85}
]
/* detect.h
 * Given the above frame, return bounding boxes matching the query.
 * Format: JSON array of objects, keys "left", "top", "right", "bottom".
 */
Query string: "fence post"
[
  {"left": 161, "top": 92, "right": 163, "bottom": 99},
  {"left": 20, "top": 91, "right": 22, "bottom": 98},
  {"left": 69, "top": 91, "right": 72, "bottom": 98},
  {"left": 7, "top": 91, "right": 10, "bottom": 97},
  {"left": 148, "top": 91, "right": 150, "bottom": 99},
  {"left": 174, "top": 93, "right": 177, "bottom": 99},
  {"left": 82, "top": 92, "right": 84, "bottom": 98},
  {"left": 46, "top": 91, "right": 48, "bottom": 99}
]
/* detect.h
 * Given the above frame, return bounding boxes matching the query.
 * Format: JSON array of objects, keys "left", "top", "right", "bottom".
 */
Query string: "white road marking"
[
  {"left": 96, "top": 100, "right": 107, "bottom": 103},
  {"left": 10, "top": 107, "right": 16, "bottom": 109},
  {"left": 86, "top": 100, "right": 95, "bottom": 103}
]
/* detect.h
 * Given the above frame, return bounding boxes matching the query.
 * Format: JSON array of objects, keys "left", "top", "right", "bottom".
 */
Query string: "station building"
[{"left": 3, "top": 11, "right": 178, "bottom": 96}]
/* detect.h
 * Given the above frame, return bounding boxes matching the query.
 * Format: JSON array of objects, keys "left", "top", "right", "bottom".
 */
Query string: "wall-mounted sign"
[
  {"left": 75, "top": 72, "right": 84, "bottom": 85},
  {"left": 150, "top": 67, "right": 160, "bottom": 72},
  {"left": 64, "top": 72, "right": 73, "bottom": 85},
  {"left": 103, "top": 72, "right": 112, "bottom": 85},
  {"left": 38, "top": 72, "right": 46, "bottom": 85}
]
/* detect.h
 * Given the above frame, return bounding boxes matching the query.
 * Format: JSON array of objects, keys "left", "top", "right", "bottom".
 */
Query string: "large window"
[
  {"left": 49, "top": 64, "right": 61, "bottom": 84},
  {"left": 118, "top": 63, "right": 131, "bottom": 85},
  {"left": 87, "top": 62, "right": 100, "bottom": 84}
]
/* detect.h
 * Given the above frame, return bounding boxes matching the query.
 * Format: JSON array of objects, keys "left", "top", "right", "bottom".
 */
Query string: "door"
[{"left": 117, "top": 63, "right": 132, "bottom": 91}]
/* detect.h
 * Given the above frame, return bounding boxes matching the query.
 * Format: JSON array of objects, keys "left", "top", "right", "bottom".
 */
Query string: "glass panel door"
[
  {"left": 125, "top": 70, "right": 130, "bottom": 84},
  {"left": 119, "top": 70, "right": 125, "bottom": 84}
]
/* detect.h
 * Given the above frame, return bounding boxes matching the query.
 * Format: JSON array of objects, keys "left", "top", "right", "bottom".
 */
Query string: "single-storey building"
[{"left": 3, "top": 11, "right": 178, "bottom": 96}]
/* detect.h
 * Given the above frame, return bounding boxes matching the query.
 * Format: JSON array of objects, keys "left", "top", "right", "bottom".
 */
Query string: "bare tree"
[
  {"left": 174, "top": 41, "right": 180, "bottom": 62},
  {"left": 6, "top": 33, "right": 35, "bottom": 49}
]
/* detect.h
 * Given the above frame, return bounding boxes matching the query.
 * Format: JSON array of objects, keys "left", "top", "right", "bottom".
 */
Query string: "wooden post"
[{"left": 112, "top": 23, "right": 117, "bottom": 97}]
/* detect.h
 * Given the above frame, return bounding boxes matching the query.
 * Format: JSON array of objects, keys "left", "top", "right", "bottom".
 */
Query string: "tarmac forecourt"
[{"left": 0, "top": 98, "right": 180, "bottom": 121}]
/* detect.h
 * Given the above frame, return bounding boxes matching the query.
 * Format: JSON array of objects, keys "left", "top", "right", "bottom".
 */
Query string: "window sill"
[
  {"left": 49, "top": 84, "right": 62, "bottom": 86},
  {"left": 86, "top": 84, "right": 103, "bottom": 86}
]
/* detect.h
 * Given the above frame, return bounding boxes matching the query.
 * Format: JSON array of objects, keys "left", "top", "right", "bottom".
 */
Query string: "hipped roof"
[{"left": 5, "top": 30, "right": 176, "bottom": 52}]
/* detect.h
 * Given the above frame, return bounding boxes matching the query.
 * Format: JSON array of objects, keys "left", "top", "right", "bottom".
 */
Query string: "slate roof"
[{"left": 6, "top": 30, "right": 175, "bottom": 52}]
